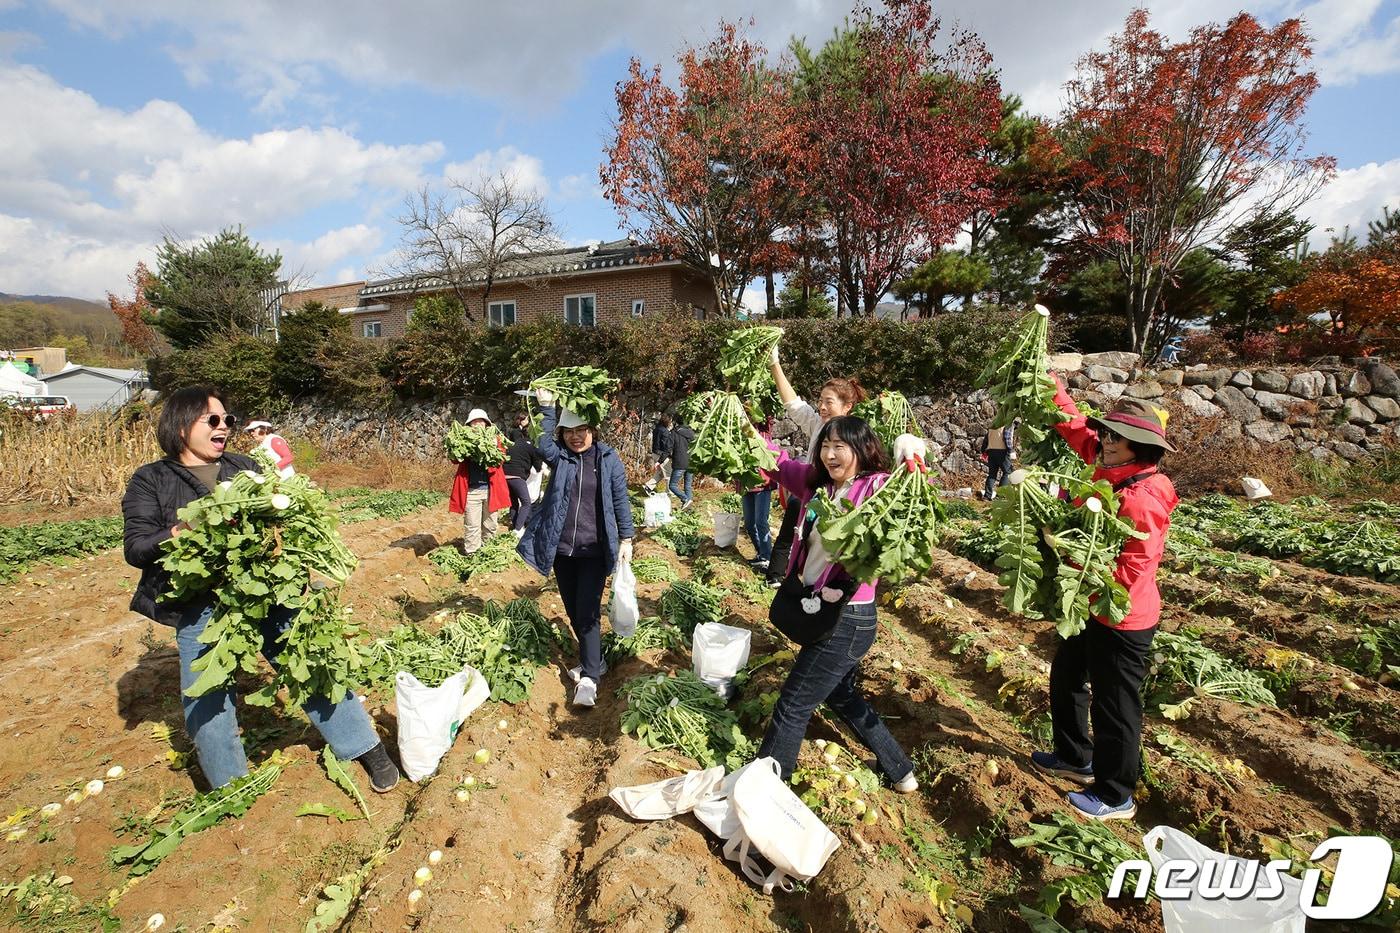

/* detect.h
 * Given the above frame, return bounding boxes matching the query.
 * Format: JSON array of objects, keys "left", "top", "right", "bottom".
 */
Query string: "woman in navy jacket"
[{"left": 517, "top": 389, "right": 634, "bottom": 708}]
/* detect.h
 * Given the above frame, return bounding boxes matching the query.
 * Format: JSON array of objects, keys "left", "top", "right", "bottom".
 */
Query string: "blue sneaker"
[
  {"left": 1067, "top": 790, "right": 1137, "bottom": 821},
  {"left": 1030, "top": 751, "right": 1094, "bottom": 785}
]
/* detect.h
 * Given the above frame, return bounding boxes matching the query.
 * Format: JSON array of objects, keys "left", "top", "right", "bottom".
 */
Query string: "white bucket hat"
[
  {"left": 558, "top": 407, "right": 589, "bottom": 429},
  {"left": 466, "top": 408, "right": 491, "bottom": 425},
  {"left": 244, "top": 420, "right": 273, "bottom": 432}
]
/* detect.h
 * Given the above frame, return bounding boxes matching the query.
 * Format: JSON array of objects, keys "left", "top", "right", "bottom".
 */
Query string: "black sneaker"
[
  {"left": 1030, "top": 750, "right": 1093, "bottom": 786},
  {"left": 356, "top": 742, "right": 401, "bottom": 793}
]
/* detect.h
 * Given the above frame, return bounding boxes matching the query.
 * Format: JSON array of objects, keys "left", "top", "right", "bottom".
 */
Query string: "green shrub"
[{"left": 147, "top": 332, "right": 279, "bottom": 416}]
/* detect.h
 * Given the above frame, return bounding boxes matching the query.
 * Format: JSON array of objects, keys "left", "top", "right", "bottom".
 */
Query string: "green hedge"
[
  {"left": 149, "top": 310, "right": 1017, "bottom": 413},
  {"left": 389, "top": 312, "right": 1016, "bottom": 403}
]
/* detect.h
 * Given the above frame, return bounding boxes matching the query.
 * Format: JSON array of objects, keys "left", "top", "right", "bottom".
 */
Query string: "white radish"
[
  {"left": 40, "top": 803, "right": 62, "bottom": 818},
  {"left": 270, "top": 493, "right": 292, "bottom": 511},
  {"left": 428, "top": 849, "right": 443, "bottom": 866},
  {"left": 407, "top": 889, "right": 423, "bottom": 909},
  {"left": 414, "top": 866, "right": 432, "bottom": 886},
  {"left": 106, "top": 765, "right": 125, "bottom": 780},
  {"left": 1007, "top": 469, "right": 1027, "bottom": 486},
  {"left": 474, "top": 748, "right": 491, "bottom": 764},
  {"left": 496, "top": 719, "right": 509, "bottom": 731},
  {"left": 1035, "top": 304, "right": 1050, "bottom": 318},
  {"left": 85, "top": 779, "right": 104, "bottom": 796},
  {"left": 455, "top": 789, "right": 471, "bottom": 804},
  {"left": 1084, "top": 497, "right": 1103, "bottom": 514},
  {"left": 146, "top": 913, "right": 166, "bottom": 931}
]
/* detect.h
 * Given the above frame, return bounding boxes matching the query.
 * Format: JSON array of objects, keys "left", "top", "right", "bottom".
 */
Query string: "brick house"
[{"left": 281, "top": 239, "right": 716, "bottom": 339}]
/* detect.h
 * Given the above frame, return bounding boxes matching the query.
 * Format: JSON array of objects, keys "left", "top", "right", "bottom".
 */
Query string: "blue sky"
[{"left": 3, "top": 0, "right": 1398, "bottom": 304}]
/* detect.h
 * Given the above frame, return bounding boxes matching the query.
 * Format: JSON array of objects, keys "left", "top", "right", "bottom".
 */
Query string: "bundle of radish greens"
[
  {"left": 851, "top": 390, "right": 918, "bottom": 453},
  {"left": 684, "top": 389, "right": 777, "bottom": 488},
  {"left": 160, "top": 465, "right": 365, "bottom": 710},
  {"left": 808, "top": 463, "right": 945, "bottom": 584},
  {"left": 530, "top": 365, "right": 617, "bottom": 426},
  {"left": 988, "top": 467, "right": 1146, "bottom": 638},
  {"left": 443, "top": 421, "right": 507, "bottom": 464},
  {"left": 718, "top": 326, "right": 783, "bottom": 420},
  {"left": 976, "top": 305, "right": 1081, "bottom": 470}
]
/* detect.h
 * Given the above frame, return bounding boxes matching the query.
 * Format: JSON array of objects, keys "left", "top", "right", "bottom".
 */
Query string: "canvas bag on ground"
[
  {"left": 609, "top": 561, "right": 639, "bottom": 638},
  {"left": 692, "top": 622, "right": 751, "bottom": 698},
  {"left": 394, "top": 665, "right": 491, "bottom": 782},
  {"left": 1144, "top": 825, "right": 1306, "bottom": 933},
  {"left": 723, "top": 757, "right": 840, "bottom": 894},
  {"left": 713, "top": 511, "right": 740, "bottom": 547},
  {"left": 609, "top": 766, "right": 726, "bottom": 820}
]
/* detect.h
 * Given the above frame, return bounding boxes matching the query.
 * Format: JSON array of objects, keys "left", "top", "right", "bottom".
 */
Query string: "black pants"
[
  {"left": 1050, "top": 622, "right": 1157, "bottom": 806},
  {"left": 554, "top": 552, "right": 608, "bottom": 681},
  {"left": 506, "top": 476, "right": 531, "bottom": 531},
  {"left": 984, "top": 449, "right": 1010, "bottom": 498},
  {"left": 767, "top": 495, "right": 801, "bottom": 580}
]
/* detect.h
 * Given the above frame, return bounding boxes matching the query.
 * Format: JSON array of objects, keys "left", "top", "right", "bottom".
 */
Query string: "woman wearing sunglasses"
[
  {"left": 1029, "top": 376, "right": 1179, "bottom": 821},
  {"left": 121, "top": 386, "right": 399, "bottom": 793}
]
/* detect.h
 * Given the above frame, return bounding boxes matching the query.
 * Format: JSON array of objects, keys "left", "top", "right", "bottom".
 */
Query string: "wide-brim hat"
[
  {"left": 466, "top": 408, "right": 491, "bottom": 425},
  {"left": 558, "top": 407, "right": 589, "bottom": 429},
  {"left": 244, "top": 420, "right": 272, "bottom": 432},
  {"left": 1087, "top": 398, "right": 1176, "bottom": 452}
]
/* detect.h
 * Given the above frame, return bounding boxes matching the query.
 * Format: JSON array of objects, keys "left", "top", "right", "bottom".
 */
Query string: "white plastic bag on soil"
[
  {"left": 394, "top": 665, "right": 490, "bottom": 782},
  {"left": 692, "top": 622, "right": 751, "bottom": 699},
  {"left": 1144, "top": 825, "right": 1306, "bottom": 933}
]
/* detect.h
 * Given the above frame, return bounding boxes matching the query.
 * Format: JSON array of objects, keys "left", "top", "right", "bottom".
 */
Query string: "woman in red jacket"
[
  {"left": 1030, "top": 379, "right": 1179, "bottom": 821},
  {"left": 448, "top": 408, "right": 511, "bottom": 554}
]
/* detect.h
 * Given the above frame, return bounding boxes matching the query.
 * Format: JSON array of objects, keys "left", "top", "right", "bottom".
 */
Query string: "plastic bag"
[
  {"left": 608, "top": 766, "right": 726, "bottom": 820},
  {"left": 643, "top": 492, "right": 672, "bottom": 528},
  {"left": 713, "top": 511, "right": 740, "bottom": 548},
  {"left": 609, "top": 561, "right": 639, "bottom": 638},
  {"left": 1144, "top": 825, "right": 1305, "bottom": 933},
  {"left": 394, "top": 665, "right": 490, "bottom": 782},
  {"left": 527, "top": 466, "right": 544, "bottom": 503},
  {"left": 692, "top": 622, "right": 751, "bottom": 698}
]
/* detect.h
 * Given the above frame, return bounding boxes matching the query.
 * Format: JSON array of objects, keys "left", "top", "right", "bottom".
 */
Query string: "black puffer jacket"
[
  {"left": 669, "top": 426, "right": 696, "bottom": 471},
  {"left": 122, "top": 454, "right": 257, "bottom": 626}
]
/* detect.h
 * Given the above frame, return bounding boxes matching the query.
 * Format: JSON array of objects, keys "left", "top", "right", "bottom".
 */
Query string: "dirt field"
[{"left": 1, "top": 477, "right": 1397, "bottom": 932}]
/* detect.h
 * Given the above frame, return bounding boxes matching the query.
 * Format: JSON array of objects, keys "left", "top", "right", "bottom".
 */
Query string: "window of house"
[
  {"left": 489, "top": 301, "right": 517, "bottom": 327},
  {"left": 405, "top": 308, "right": 414, "bottom": 327},
  {"left": 362, "top": 321, "right": 382, "bottom": 338},
  {"left": 564, "top": 294, "right": 596, "bottom": 326},
  {"left": 631, "top": 299, "right": 645, "bottom": 318}
]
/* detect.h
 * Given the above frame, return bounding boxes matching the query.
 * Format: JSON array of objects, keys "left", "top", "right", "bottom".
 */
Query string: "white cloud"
[
  {"left": 275, "top": 224, "right": 385, "bottom": 285},
  {"left": 0, "top": 61, "right": 442, "bottom": 296},
  {"left": 443, "top": 146, "right": 549, "bottom": 196},
  {"left": 1299, "top": 158, "right": 1400, "bottom": 244}
]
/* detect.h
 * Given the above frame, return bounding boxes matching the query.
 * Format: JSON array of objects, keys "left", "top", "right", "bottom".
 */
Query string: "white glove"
[
  {"left": 618, "top": 539, "right": 633, "bottom": 564},
  {"left": 533, "top": 387, "right": 554, "bottom": 407},
  {"left": 891, "top": 433, "right": 928, "bottom": 465}
]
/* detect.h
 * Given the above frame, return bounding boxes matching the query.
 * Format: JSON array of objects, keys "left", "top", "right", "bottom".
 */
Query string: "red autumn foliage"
[
  {"left": 107, "top": 262, "right": 160, "bottom": 355},
  {"left": 602, "top": 22, "right": 806, "bottom": 315},
  {"left": 791, "top": 0, "right": 1001, "bottom": 315},
  {"left": 1060, "top": 8, "right": 1333, "bottom": 354}
]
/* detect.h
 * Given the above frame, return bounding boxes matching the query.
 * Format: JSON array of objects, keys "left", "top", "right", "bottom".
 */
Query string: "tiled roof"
[{"left": 361, "top": 238, "right": 672, "bottom": 298}]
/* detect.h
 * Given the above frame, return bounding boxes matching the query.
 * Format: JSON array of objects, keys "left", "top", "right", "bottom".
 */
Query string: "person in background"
[
  {"left": 766, "top": 343, "right": 867, "bottom": 587},
  {"left": 448, "top": 408, "right": 510, "bottom": 554},
  {"left": 644, "top": 413, "right": 673, "bottom": 494},
  {"left": 504, "top": 411, "right": 545, "bottom": 540},
  {"left": 740, "top": 418, "right": 780, "bottom": 573},
  {"left": 1029, "top": 377, "right": 1178, "bottom": 821},
  {"left": 760, "top": 416, "right": 923, "bottom": 793},
  {"left": 978, "top": 419, "right": 1017, "bottom": 501},
  {"left": 244, "top": 420, "right": 295, "bottom": 477},
  {"left": 668, "top": 415, "right": 696, "bottom": 510},
  {"left": 122, "top": 385, "right": 399, "bottom": 793},
  {"left": 517, "top": 389, "right": 634, "bottom": 708}
]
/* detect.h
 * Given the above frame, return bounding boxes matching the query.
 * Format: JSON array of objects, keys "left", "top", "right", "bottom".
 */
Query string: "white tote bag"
[
  {"left": 394, "top": 665, "right": 490, "bottom": 782},
  {"left": 609, "top": 561, "right": 640, "bottom": 638},
  {"left": 608, "top": 766, "right": 726, "bottom": 821},
  {"left": 643, "top": 492, "right": 672, "bottom": 528},
  {"left": 1144, "top": 825, "right": 1306, "bottom": 933},
  {"left": 712, "top": 511, "right": 741, "bottom": 547},
  {"left": 692, "top": 622, "right": 752, "bottom": 698},
  {"left": 724, "top": 757, "right": 840, "bottom": 894}
]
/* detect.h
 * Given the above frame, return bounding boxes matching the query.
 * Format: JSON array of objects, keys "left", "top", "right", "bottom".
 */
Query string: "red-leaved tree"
[
  {"left": 602, "top": 23, "right": 806, "bottom": 315},
  {"left": 790, "top": 0, "right": 1002, "bottom": 315},
  {"left": 1059, "top": 9, "right": 1334, "bottom": 354},
  {"left": 107, "top": 262, "right": 160, "bottom": 355}
]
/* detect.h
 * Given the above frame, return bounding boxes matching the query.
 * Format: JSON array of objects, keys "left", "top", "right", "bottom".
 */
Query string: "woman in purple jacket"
[{"left": 758, "top": 416, "right": 918, "bottom": 793}]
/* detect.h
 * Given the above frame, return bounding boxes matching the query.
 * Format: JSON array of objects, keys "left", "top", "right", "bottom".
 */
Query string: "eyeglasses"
[
  {"left": 197, "top": 414, "right": 240, "bottom": 430},
  {"left": 1098, "top": 426, "right": 1124, "bottom": 443}
]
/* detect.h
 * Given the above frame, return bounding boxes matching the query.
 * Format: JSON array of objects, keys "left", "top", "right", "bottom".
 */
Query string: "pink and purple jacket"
[{"left": 774, "top": 455, "right": 889, "bottom": 604}]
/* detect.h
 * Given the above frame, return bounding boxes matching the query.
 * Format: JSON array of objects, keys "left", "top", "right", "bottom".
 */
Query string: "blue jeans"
[
  {"left": 176, "top": 602, "right": 380, "bottom": 789},
  {"left": 984, "top": 450, "right": 1011, "bottom": 499},
  {"left": 742, "top": 489, "right": 773, "bottom": 562},
  {"left": 758, "top": 603, "right": 913, "bottom": 782},
  {"left": 669, "top": 468, "right": 693, "bottom": 505}
]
